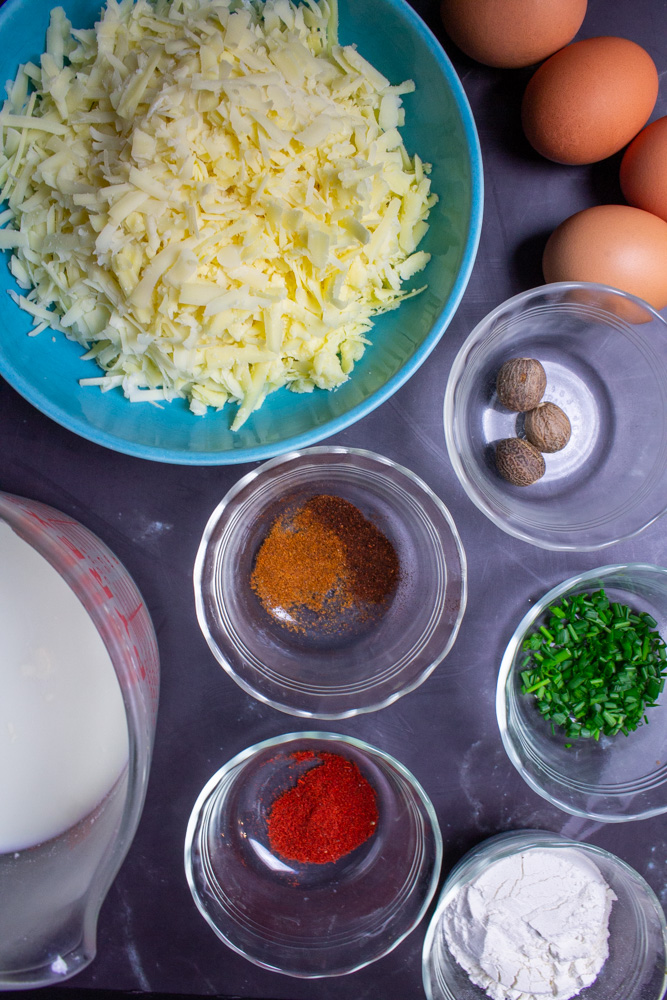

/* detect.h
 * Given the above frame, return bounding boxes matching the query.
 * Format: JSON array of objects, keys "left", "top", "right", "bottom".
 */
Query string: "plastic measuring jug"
[{"left": 0, "top": 491, "right": 159, "bottom": 991}]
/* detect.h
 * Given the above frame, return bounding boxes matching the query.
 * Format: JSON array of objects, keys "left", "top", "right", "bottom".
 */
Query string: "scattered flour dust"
[{"left": 442, "top": 847, "right": 616, "bottom": 1000}]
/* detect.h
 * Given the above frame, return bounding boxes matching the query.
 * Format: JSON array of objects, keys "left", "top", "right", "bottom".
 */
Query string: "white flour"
[{"left": 442, "top": 847, "right": 616, "bottom": 1000}]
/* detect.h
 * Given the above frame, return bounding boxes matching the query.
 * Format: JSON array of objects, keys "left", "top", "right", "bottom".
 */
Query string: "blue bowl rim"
[{"left": 0, "top": 0, "right": 483, "bottom": 466}]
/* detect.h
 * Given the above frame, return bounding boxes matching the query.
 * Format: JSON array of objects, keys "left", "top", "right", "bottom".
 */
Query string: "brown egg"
[
  {"left": 522, "top": 37, "right": 658, "bottom": 164},
  {"left": 543, "top": 204, "right": 667, "bottom": 313},
  {"left": 440, "top": 0, "right": 587, "bottom": 69},
  {"left": 620, "top": 117, "right": 667, "bottom": 223}
]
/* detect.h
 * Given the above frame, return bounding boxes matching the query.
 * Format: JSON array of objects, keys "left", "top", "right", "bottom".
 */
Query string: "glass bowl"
[
  {"left": 444, "top": 281, "right": 667, "bottom": 550},
  {"left": 184, "top": 732, "right": 442, "bottom": 978},
  {"left": 497, "top": 564, "right": 667, "bottom": 822},
  {"left": 193, "top": 446, "right": 467, "bottom": 718},
  {"left": 422, "top": 830, "right": 667, "bottom": 1000},
  {"left": 0, "top": 0, "right": 482, "bottom": 465}
]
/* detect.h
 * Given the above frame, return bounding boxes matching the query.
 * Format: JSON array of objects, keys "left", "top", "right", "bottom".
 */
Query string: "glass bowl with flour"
[{"left": 422, "top": 830, "right": 667, "bottom": 1000}]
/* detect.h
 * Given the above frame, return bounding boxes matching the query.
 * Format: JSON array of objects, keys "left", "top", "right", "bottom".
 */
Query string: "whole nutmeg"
[
  {"left": 525, "top": 401, "right": 571, "bottom": 452},
  {"left": 495, "top": 438, "right": 545, "bottom": 486},
  {"left": 496, "top": 357, "right": 547, "bottom": 411}
]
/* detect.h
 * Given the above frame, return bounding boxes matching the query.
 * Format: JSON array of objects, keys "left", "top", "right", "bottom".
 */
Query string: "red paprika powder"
[{"left": 267, "top": 751, "right": 379, "bottom": 864}]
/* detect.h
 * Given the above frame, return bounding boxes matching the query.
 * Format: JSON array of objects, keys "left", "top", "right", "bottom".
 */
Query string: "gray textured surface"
[{"left": 1, "top": 0, "right": 666, "bottom": 996}]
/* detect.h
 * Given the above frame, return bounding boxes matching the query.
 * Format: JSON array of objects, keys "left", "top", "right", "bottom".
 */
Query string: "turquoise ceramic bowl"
[{"left": 0, "top": 0, "right": 482, "bottom": 464}]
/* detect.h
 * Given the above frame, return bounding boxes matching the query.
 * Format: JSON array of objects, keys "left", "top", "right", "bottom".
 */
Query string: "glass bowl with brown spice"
[
  {"left": 193, "top": 446, "right": 467, "bottom": 718},
  {"left": 184, "top": 732, "right": 442, "bottom": 978}
]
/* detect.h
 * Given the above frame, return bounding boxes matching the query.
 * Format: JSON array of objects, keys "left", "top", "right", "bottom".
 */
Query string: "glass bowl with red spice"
[
  {"left": 184, "top": 732, "right": 442, "bottom": 978},
  {"left": 194, "top": 446, "right": 467, "bottom": 718}
]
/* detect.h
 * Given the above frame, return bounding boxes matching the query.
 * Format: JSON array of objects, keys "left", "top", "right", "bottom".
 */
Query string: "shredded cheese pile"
[{"left": 0, "top": 0, "right": 436, "bottom": 428}]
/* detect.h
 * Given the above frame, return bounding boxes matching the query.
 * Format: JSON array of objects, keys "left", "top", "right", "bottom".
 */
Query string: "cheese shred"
[{"left": 0, "top": 0, "right": 436, "bottom": 428}]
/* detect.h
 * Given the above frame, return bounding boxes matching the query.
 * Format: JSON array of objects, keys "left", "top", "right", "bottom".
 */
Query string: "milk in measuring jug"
[{"left": 0, "top": 519, "right": 129, "bottom": 852}]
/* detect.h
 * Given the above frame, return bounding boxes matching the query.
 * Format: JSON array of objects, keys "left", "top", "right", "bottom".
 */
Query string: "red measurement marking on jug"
[
  {"left": 89, "top": 566, "right": 113, "bottom": 599},
  {"left": 57, "top": 534, "right": 85, "bottom": 564},
  {"left": 23, "top": 507, "right": 75, "bottom": 529},
  {"left": 116, "top": 608, "right": 149, "bottom": 682}
]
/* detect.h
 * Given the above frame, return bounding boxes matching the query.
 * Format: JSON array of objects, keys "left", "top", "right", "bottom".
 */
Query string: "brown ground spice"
[
  {"left": 305, "top": 494, "right": 399, "bottom": 604},
  {"left": 250, "top": 494, "right": 399, "bottom": 632}
]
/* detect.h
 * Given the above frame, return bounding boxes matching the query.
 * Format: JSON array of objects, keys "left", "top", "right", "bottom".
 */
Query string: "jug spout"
[{"left": 0, "top": 769, "right": 129, "bottom": 990}]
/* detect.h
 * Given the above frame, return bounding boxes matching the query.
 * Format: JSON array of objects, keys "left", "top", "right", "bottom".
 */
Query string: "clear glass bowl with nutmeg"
[{"left": 444, "top": 282, "right": 667, "bottom": 550}]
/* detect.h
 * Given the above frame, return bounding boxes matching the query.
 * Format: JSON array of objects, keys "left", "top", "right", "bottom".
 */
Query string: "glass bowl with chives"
[{"left": 496, "top": 564, "right": 667, "bottom": 822}]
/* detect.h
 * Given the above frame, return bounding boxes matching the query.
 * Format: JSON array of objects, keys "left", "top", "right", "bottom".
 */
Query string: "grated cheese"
[{"left": 0, "top": 0, "right": 436, "bottom": 429}]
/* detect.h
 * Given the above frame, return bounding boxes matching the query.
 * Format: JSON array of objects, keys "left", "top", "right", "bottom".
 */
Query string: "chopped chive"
[
  {"left": 519, "top": 588, "right": 667, "bottom": 746},
  {"left": 523, "top": 677, "right": 551, "bottom": 694}
]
